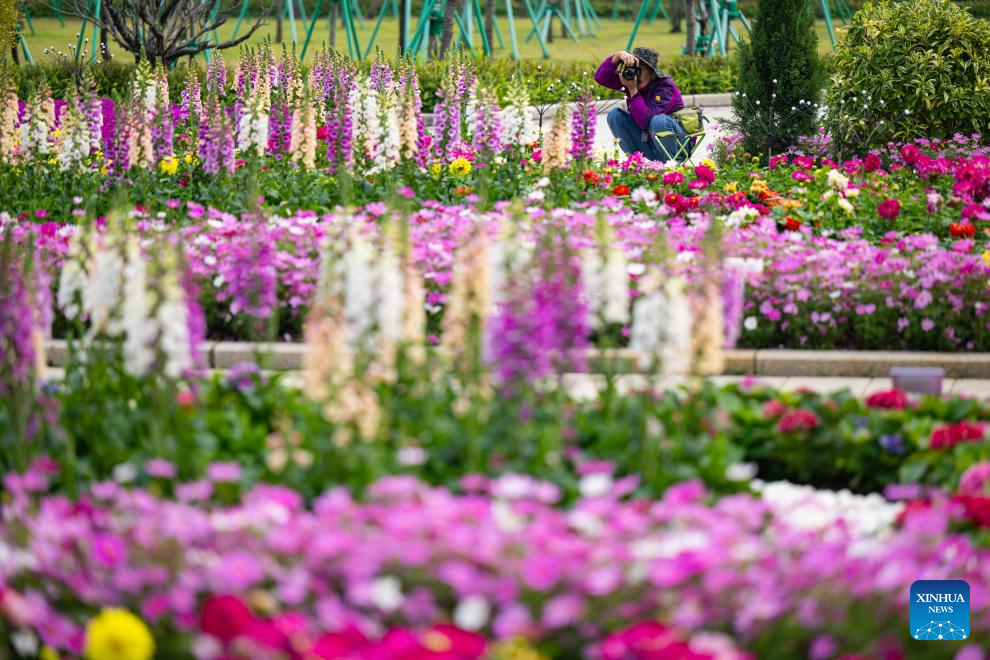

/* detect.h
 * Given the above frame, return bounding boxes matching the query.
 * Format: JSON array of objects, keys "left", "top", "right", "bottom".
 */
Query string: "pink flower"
[
  {"left": 91, "top": 533, "right": 127, "bottom": 567},
  {"left": 145, "top": 459, "right": 177, "bottom": 479},
  {"left": 206, "top": 461, "right": 243, "bottom": 483},
  {"left": 877, "top": 198, "right": 900, "bottom": 220},
  {"left": 864, "top": 153, "right": 882, "bottom": 173},
  {"left": 959, "top": 462, "right": 990, "bottom": 495},
  {"left": 900, "top": 144, "right": 922, "bottom": 165},
  {"left": 777, "top": 409, "right": 819, "bottom": 433},
  {"left": 693, "top": 164, "right": 716, "bottom": 184},
  {"left": 791, "top": 170, "right": 812, "bottom": 182},
  {"left": 662, "top": 171, "right": 685, "bottom": 186},
  {"left": 865, "top": 389, "right": 909, "bottom": 410}
]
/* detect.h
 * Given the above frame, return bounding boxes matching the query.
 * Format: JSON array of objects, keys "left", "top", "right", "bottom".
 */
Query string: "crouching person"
[{"left": 595, "top": 47, "right": 691, "bottom": 162}]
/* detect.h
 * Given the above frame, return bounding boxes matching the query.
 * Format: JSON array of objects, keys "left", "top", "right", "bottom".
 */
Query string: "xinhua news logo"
[{"left": 910, "top": 580, "right": 970, "bottom": 641}]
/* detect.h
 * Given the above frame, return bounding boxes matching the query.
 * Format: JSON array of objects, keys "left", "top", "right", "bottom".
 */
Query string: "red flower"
[
  {"left": 929, "top": 421, "right": 986, "bottom": 449},
  {"left": 200, "top": 595, "right": 255, "bottom": 642},
  {"left": 864, "top": 152, "right": 882, "bottom": 173},
  {"left": 664, "top": 192, "right": 687, "bottom": 212},
  {"left": 865, "top": 388, "right": 909, "bottom": 410},
  {"left": 316, "top": 125, "right": 330, "bottom": 142},
  {"left": 612, "top": 184, "right": 631, "bottom": 197},
  {"left": 777, "top": 409, "right": 819, "bottom": 433},
  {"left": 952, "top": 494, "right": 990, "bottom": 527},
  {"left": 950, "top": 222, "right": 976, "bottom": 238},
  {"left": 900, "top": 144, "right": 922, "bottom": 166},
  {"left": 783, "top": 216, "right": 801, "bottom": 231},
  {"left": 877, "top": 198, "right": 901, "bottom": 220},
  {"left": 582, "top": 169, "right": 600, "bottom": 185}
]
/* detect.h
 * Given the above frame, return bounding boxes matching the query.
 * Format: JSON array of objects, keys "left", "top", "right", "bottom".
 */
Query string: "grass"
[{"left": 17, "top": 15, "right": 842, "bottom": 66}]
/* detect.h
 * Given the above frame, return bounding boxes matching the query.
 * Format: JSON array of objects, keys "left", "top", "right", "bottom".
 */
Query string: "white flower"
[
  {"left": 579, "top": 473, "right": 613, "bottom": 498},
  {"left": 491, "top": 473, "right": 532, "bottom": 499},
  {"left": 11, "top": 629, "right": 38, "bottom": 656},
  {"left": 370, "top": 575, "right": 403, "bottom": 611},
  {"left": 629, "top": 276, "right": 692, "bottom": 375},
  {"left": 113, "top": 462, "right": 137, "bottom": 484},
  {"left": 743, "top": 316, "right": 758, "bottom": 331},
  {"left": 826, "top": 169, "right": 849, "bottom": 191},
  {"left": 491, "top": 500, "right": 527, "bottom": 532},
  {"left": 582, "top": 248, "right": 630, "bottom": 328},
  {"left": 723, "top": 206, "right": 760, "bottom": 228},
  {"left": 397, "top": 446, "right": 427, "bottom": 466},
  {"left": 726, "top": 462, "right": 757, "bottom": 481},
  {"left": 158, "top": 292, "right": 193, "bottom": 379},
  {"left": 837, "top": 197, "right": 855, "bottom": 214},
  {"left": 453, "top": 595, "right": 490, "bottom": 631},
  {"left": 121, "top": 241, "right": 157, "bottom": 377},
  {"left": 630, "top": 187, "right": 657, "bottom": 204}
]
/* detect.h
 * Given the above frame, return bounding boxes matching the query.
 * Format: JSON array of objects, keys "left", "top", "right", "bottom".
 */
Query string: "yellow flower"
[
  {"left": 837, "top": 197, "right": 855, "bottom": 214},
  {"left": 983, "top": 250, "right": 990, "bottom": 267},
  {"left": 844, "top": 187, "right": 860, "bottom": 198},
  {"left": 723, "top": 181, "right": 739, "bottom": 194},
  {"left": 40, "top": 647, "right": 60, "bottom": 660},
  {"left": 749, "top": 179, "right": 769, "bottom": 195},
  {"left": 488, "top": 638, "right": 549, "bottom": 660},
  {"left": 429, "top": 163, "right": 443, "bottom": 179},
  {"left": 183, "top": 153, "right": 198, "bottom": 166},
  {"left": 159, "top": 156, "right": 178, "bottom": 176},
  {"left": 448, "top": 157, "right": 472, "bottom": 177},
  {"left": 700, "top": 158, "right": 716, "bottom": 170},
  {"left": 780, "top": 198, "right": 803, "bottom": 210},
  {"left": 47, "top": 157, "right": 57, "bottom": 165},
  {"left": 84, "top": 608, "right": 155, "bottom": 660}
]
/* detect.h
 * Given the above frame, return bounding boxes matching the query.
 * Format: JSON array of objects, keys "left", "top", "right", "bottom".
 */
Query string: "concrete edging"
[{"left": 42, "top": 340, "right": 990, "bottom": 378}]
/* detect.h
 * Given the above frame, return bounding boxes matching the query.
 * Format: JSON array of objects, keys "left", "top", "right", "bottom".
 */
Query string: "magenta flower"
[{"left": 877, "top": 198, "right": 901, "bottom": 220}]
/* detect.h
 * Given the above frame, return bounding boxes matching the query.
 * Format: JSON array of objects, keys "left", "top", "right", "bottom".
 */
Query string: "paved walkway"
[{"left": 558, "top": 374, "right": 990, "bottom": 400}]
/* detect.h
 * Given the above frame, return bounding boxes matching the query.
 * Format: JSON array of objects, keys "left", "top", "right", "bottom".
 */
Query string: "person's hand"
[
  {"left": 611, "top": 50, "right": 637, "bottom": 67},
  {"left": 620, "top": 71, "right": 638, "bottom": 94}
]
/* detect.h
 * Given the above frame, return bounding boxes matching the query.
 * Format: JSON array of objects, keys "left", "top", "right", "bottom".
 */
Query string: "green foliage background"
[{"left": 824, "top": 0, "right": 990, "bottom": 152}]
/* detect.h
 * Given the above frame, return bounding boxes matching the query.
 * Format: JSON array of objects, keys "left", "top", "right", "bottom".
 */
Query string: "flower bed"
[
  {"left": 10, "top": 199, "right": 990, "bottom": 351},
  {"left": 2, "top": 469, "right": 988, "bottom": 658}
]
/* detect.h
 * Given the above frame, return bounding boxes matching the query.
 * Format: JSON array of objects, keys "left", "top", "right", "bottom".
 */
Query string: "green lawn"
[{"left": 17, "top": 15, "right": 842, "bottom": 65}]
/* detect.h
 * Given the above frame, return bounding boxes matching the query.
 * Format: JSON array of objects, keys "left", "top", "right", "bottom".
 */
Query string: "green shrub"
[
  {"left": 731, "top": 0, "right": 825, "bottom": 158},
  {"left": 825, "top": 0, "right": 990, "bottom": 154}
]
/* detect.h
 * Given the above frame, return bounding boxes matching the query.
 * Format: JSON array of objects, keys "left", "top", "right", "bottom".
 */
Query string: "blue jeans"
[{"left": 607, "top": 108, "right": 690, "bottom": 162}]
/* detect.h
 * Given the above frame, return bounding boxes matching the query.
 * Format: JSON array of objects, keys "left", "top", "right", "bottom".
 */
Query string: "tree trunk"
[
  {"left": 275, "top": 0, "right": 285, "bottom": 43},
  {"left": 685, "top": 0, "right": 696, "bottom": 55},
  {"left": 329, "top": 0, "right": 337, "bottom": 47},
  {"left": 483, "top": 0, "right": 494, "bottom": 50},
  {"left": 100, "top": 0, "right": 109, "bottom": 60},
  {"left": 439, "top": 0, "right": 458, "bottom": 58}
]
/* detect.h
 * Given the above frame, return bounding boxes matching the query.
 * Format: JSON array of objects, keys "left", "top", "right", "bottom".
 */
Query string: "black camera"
[{"left": 621, "top": 64, "right": 641, "bottom": 81}]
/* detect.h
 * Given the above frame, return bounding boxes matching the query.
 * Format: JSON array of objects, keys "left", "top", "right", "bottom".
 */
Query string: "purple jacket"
[{"left": 594, "top": 57, "right": 685, "bottom": 130}]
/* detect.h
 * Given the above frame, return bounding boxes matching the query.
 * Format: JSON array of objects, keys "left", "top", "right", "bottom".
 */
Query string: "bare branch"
[{"left": 50, "top": 0, "right": 274, "bottom": 65}]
